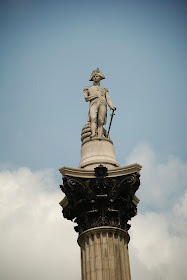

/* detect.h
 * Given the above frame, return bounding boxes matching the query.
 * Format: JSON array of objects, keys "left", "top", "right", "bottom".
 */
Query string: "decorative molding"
[
  {"left": 59, "top": 163, "right": 142, "bottom": 179},
  {"left": 60, "top": 164, "right": 141, "bottom": 234},
  {"left": 77, "top": 226, "right": 130, "bottom": 246}
]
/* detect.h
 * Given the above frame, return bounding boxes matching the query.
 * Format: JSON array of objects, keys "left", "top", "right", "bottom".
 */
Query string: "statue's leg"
[
  {"left": 91, "top": 122, "right": 97, "bottom": 137},
  {"left": 90, "top": 104, "right": 98, "bottom": 137},
  {"left": 98, "top": 105, "right": 106, "bottom": 138},
  {"left": 97, "top": 121, "right": 103, "bottom": 138}
]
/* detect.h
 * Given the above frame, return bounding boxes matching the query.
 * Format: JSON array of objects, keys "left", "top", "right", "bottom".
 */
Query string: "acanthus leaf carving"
[{"left": 60, "top": 165, "right": 140, "bottom": 234}]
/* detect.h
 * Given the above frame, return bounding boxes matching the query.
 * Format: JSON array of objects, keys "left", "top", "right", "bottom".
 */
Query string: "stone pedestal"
[
  {"left": 79, "top": 138, "right": 120, "bottom": 170},
  {"left": 78, "top": 227, "right": 131, "bottom": 280}
]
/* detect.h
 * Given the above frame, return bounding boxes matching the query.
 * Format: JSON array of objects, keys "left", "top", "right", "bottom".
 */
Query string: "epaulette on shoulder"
[{"left": 84, "top": 86, "right": 89, "bottom": 91}]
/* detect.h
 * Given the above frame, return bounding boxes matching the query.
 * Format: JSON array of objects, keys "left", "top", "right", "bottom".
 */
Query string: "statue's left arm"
[{"left": 105, "top": 89, "right": 116, "bottom": 110}]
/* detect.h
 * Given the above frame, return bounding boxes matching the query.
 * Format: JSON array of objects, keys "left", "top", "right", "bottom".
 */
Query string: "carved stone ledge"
[
  {"left": 60, "top": 164, "right": 141, "bottom": 235},
  {"left": 59, "top": 163, "right": 142, "bottom": 178}
]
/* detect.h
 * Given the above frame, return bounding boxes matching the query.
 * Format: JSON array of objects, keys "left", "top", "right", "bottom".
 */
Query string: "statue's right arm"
[
  {"left": 84, "top": 87, "right": 90, "bottom": 102},
  {"left": 84, "top": 87, "right": 97, "bottom": 102}
]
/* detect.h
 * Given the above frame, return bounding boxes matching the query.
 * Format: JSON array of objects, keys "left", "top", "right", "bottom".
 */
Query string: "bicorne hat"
[{"left": 89, "top": 68, "right": 105, "bottom": 81}]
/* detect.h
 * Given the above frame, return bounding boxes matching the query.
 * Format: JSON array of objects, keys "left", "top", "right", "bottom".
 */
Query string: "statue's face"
[{"left": 93, "top": 74, "right": 101, "bottom": 83}]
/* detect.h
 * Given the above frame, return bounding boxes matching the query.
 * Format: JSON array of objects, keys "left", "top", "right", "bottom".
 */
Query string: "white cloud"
[
  {"left": 174, "top": 188, "right": 187, "bottom": 218},
  {"left": 0, "top": 143, "right": 186, "bottom": 280},
  {"left": 127, "top": 143, "right": 187, "bottom": 280},
  {"left": 126, "top": 142, "right": 187, "bottom": 211},
  {"left": 129, "top": 210, "right": 187, "bottom": 280},
  {"left": 0, "top": 167, "right": 81, "bottom": 280}
]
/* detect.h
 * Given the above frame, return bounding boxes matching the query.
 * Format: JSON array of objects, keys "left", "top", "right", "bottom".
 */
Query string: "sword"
[{"left": 108, "top": 109, "right": 115, "bottom": 135}]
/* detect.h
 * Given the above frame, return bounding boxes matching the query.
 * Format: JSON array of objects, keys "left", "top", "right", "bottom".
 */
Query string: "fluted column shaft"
[{"left": 77, "top": 227, "right": 131, "bottom": 280}]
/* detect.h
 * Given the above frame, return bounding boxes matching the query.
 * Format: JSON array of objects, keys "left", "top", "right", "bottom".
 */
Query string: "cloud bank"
[
  {"left": 127, "top": 143, "right": 187, "bottom": 280},
  {"left": 0, "top": 168, "right": 81, "bottom": 280},
  {"left": 0, "top": 143, "right": 186, "bottom": 280}
]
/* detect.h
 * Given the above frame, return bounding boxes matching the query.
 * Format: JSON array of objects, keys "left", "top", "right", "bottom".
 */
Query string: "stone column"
[
  {"left": 59, "top": 164, "right": 141, "bottom": 280},
  {"left": 78, "top": 227, "right": 131, "bottom": 280}
]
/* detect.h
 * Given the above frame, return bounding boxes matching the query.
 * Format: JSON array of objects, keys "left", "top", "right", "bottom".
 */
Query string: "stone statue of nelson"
[{"left": 84, "top": 68, "right": 116, "bottom": 138}]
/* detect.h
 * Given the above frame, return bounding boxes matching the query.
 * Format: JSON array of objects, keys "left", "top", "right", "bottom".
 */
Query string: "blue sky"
[
  {"left": 0, "top": 1, "right": 187, "bottom": 279},
  {"left": 1, "top": 0, "right": 186, "bottom": 170}
]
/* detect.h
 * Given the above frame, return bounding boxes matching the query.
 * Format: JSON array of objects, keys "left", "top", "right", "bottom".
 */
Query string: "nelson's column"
[{"left": 59, "top": 68, "right": 142, "bottom": 280}]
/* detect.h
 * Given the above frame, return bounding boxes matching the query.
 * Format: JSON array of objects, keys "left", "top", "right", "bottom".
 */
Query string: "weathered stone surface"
[
  {"left": 83, "top": 68, "right": 116, "bottom": 139},
  {"left": 59, "top": 69, "right": 142, "bottom": 280},
  {"left": 78, "top": 227, "right": 131, "bottom": 280},
  {"left": 60, "top": 164, "right": 140, "bottom": 234},
  {"left": 59, "top": 162, "right": 142, "bottom": 179},
  {"left": 79, "top": 137, "right": 120, "bottom": 170}
]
